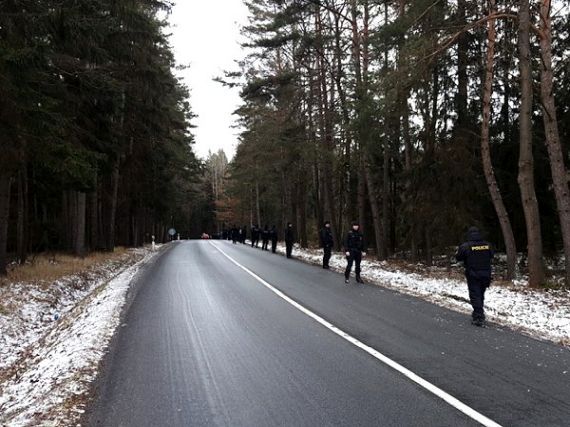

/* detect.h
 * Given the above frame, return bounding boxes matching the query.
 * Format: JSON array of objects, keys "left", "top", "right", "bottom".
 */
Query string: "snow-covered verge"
[
  {"left": 0, "top": 246, "right": 160, "bottom": 426},
  {"left": 265, "top": 242, "right": 570, "bottom": 347}
]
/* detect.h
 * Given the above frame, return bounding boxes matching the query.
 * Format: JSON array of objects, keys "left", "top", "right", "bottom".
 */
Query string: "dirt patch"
[{"left": 1, "top": 248, "right": 129, "bottom": 287}]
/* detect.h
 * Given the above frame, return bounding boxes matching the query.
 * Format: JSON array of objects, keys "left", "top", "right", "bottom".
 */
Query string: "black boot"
[
  {"left": 356, "top": 275, "right": 363, "bottom": 283},
  {"left": 471, "top": 313, "right": 485, "bottom": 327}
]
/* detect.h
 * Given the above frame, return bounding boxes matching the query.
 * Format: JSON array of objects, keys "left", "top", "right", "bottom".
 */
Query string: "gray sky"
[{"left": 169, "top": 1, "right": 249, "bottom": 160}]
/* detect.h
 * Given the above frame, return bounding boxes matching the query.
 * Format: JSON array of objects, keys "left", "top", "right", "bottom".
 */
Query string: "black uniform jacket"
[
  {"left": 456, "top": 228, "right": 494, "bottom": 281},
  {"left": 344, "top": 230, "right": 365, "bottom": 253},
  {"left": 320, "top": 227, "right": 334, "bottom": 248}
]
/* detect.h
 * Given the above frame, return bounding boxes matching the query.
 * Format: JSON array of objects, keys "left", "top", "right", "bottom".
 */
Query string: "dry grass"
[{"left": 0, "top": 248, "right": 129, "bottom": 286}]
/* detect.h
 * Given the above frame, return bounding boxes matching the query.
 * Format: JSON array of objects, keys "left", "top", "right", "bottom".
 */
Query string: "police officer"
[
  {"left": 344, "top": 222, "right": 366, "bottom": 284},
  {"left": 319, "top": 221, "right": 334, "bottom": 269},
  {"left": 456, "top": 226, "right": 494, "bottom": 327},
  {"left": 251, "top": 225, "right": 259, "bottom": 247},
  {"left": 261, "top": 225, "right": 269, "bottom": 251},
  {"left": 285, "top": 223, "right": 294, "bottom": 258},
  {"left": 270, "top": 225, "right": 278, "bottom": 253}
]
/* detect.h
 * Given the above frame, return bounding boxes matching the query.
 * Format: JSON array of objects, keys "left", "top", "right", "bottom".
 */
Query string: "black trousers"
[
  {"left": 262, "top": 239, "right": 269, "bottom": 250},
  {"left": 286, "top": 241, "right": 293, "bottom": 258},
  {"left": 271, "top": 240, "right": 277, "bottom": 253},
  {"left": 467, "top": 276, "right": 489, "bottom": 320},
  {"left": 323, "top": 246, "right": 332, "bottom": 267},
  {"left": 345, "top": 251, "right": 362, "bottom": 279}
]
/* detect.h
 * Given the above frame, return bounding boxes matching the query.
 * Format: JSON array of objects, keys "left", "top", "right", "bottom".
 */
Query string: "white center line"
[{"left": 209, "top": 241, "right": 502, "bottom": 427}]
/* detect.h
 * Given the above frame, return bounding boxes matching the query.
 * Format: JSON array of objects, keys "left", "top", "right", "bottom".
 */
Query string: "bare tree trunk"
[
  {"left": 315, "top": 7, "right": 340, "bottom": 250},
  {"left": 97, "top": 181, "right": 105, "bottom": 249},
  {"left": 0, "top": 174, "right": 12, "bottom": 275},
  {"left": 298, "top": 181, "right": 308, "bottom": 248},
  {"left": 332, "top": 11, "right": 353, "bottom": 238},
  {"left": 357, "top": 156, "right": 366, "bottom": 235},
  {"left": 106, "top": 159, "right": 120, "bottom": 251},
  {"left": 481, "top": 0, "right": 517, "bottom": 280},
  {"left": 62, "top": 191, "right": 71, "bottom": 250},
  {"left": 351, "top": 0, "right": 369, "bottom": 246},
  {"left": 16, "top": 166, "right": 28, "bottom": 264},
  {"left": 89, "top": 187, "right": 98, "bottom": 251},
  {"left": 131, "top": 213, "right": 138, "bottom": 247},
  {"left": 255, "top": 179, "right": 261, "bottom": 226},
  {"left": 425, "top": 227, "right": 433, "bottom": 266},
  {"left": 538, "top": 0, "right": 570, "bottom": 286},
  {"left": 365, "top": 164, "right": 386, "bottom": 260},
  {"left": 410, "top": 224, "right": 418, "bottom": 262},
  {"left": 518, "top": 0, "right": 545, "bottom": 287},
  {"left": 307, "top": 75, "right": 324, "bottom": 229},
  {"left": 73, "top": 192, "right": 87, "bottom": 257}
]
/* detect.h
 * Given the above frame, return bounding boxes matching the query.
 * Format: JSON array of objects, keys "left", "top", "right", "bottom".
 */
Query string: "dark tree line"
[
  {"left": 0, "top": 0, "right": 206, "bottom": 275},
  {"left": 222, "top": 0, "right": 570, "bottom": 287}
]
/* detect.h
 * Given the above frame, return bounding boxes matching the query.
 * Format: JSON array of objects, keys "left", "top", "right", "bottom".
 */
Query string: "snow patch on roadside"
[
  {"left": 0, "top": 247, "right": 159, "bottom": 426},
  {"left": 265, "top": 242, "right": 570, "bottom": 346}
]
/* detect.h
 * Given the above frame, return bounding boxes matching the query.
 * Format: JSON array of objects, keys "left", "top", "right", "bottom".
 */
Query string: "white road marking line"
[{"left": 209, "top": 241, "right": 502, "bottom": 427}]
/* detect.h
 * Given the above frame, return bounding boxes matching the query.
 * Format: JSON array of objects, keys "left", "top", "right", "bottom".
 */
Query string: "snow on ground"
[
  {"left": 252, "top": 241, "right": 569, "bottom": 347},
  {"left": 0, "top": 246, "right": 160, "bottom": 426}
]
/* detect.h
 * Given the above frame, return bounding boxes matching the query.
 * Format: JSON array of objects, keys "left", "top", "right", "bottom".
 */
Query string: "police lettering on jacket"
[{"left": 456, "top": 228, "right": 493, "bottom": 279}]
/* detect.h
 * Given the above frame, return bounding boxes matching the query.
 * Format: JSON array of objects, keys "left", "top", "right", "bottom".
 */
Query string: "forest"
[
  {"left": 211, "top": 0, "right": 570, "bottom": 287},
  {"left": 2, "top": 0, "right": 569, "bottom": 289},
  {"left": 0, "top": 0, "right": 212, "bottom": 276}
]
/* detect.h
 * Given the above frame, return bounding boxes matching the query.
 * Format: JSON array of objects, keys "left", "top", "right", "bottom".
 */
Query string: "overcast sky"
[{"left": 169, "top": 1, "right": 249, "bottom": 160}]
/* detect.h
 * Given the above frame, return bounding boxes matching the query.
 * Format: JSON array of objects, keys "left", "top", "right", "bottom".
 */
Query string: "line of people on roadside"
[
  {"left": 224, "top": 223, "right": 297, "bottom": 258},
  {"left": 225, "top": 225, "right": 280, "bottom": 253},
  {"left": 225, "top": 221, "right": 366, "bottom": 284},
  {"left": 224, "top": 220, "right": 494, "bottom": 327}
]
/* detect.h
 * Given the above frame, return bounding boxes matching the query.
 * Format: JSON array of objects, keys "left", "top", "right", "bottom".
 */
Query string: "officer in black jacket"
[
  {"left": 261, "top": 225, "right": 269, "bottom": 251},
  {"left": 319, "top": 221, "right": 334, "bottom": 269},
  {"left": 285, "top": 223, "right": 294, "bottom": 258},
  {"left": 251, "top": 225, "right": 259, "bottom": 248},
  {"left": 456, "top": 226, "right": 494, "bottom": 327},
  {"left": 270, "top": 226, "right": 278, "bottom": 253},
  {"left": 344, "top": 222, "right": 366, "bottom": 283}
]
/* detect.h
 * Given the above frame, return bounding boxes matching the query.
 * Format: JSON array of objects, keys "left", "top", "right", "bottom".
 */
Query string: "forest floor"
[
  {"left": 0, "top": 245, "right": 160, "bottom": 426},
  {"left": 274, "top": 243, "right": 570, "bottom": 348}
]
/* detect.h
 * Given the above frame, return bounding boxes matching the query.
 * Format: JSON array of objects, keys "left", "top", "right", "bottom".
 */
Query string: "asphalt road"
[{"left": 87, "top": 241, "right": 570, "bottom": 427}]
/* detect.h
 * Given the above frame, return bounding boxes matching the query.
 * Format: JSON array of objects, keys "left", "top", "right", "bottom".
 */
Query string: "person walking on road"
[
  {"left": 344, "top": 222, "right": 366, "bottom": 284},
  {"left": 319, "top": 221, "right": 334, "bottom": 269},
  {"left": 270, "top": 226, "right": 278, "bottom": 253},
  {"left": 261, "top": 225, "right": 269, "bottom": 251},
  {"left": 456, "top": 226, "right": 494, "bottom": 327},
  {"left": 285, "top": 223, "right": 294, "bottom": 258},
  {"left": 251, "top": 225, "right": 259, "bottom": 248}
]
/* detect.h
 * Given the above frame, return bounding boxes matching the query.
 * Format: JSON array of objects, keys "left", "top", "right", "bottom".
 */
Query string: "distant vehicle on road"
[{"left": 201, "top": 233, "right": 210, "bottom": 240}]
